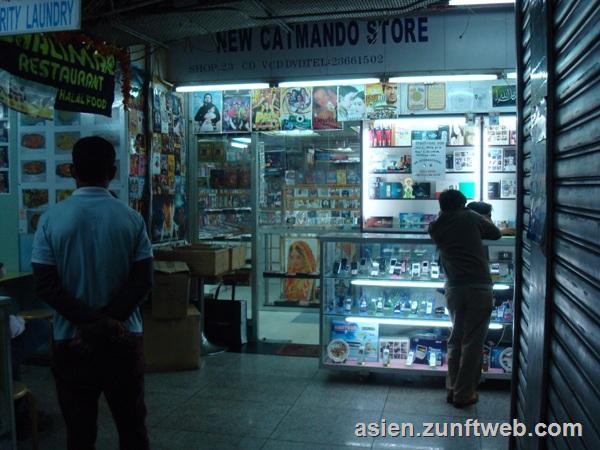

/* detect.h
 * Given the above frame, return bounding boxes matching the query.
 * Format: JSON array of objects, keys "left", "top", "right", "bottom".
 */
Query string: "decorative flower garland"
[{"left": 53, "top": 31, "right": 131, "bottom": 110}]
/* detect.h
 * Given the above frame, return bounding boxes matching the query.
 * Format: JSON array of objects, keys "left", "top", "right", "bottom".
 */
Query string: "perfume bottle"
[
  {"left": 344, "top": 297, "right": 353, "bottom": 313},
  {"left": 357, "top": 343, "right": 366, "bottom": 365},
  {"left": 382, "top": 346, "right": 391, "bottom": 367},
  {"left": 359, "top": 297, "right": 368, "bottom": 313}
]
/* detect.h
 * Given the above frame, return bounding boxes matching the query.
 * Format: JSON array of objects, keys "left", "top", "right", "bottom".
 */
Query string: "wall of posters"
[
  {"left": 127, "top": 68, "right": 149, "bottom": 217},
  {"left": 192, "top": 91, "right": 222, "bottom": 134},
  {"left": 223, "top": 90, "right": 251, "bottom": 133},
  {"left": 149, "top": 83, "right": 187, "bottom": 243},
  {"left": 0, "top": 103, "right": 8, "bottom": 194},
  {"left": 281, "top": 87, "right": 312, "bottom": 130},
  {"left": 252, "top": 88, "right": 280, "bottom": 131}
]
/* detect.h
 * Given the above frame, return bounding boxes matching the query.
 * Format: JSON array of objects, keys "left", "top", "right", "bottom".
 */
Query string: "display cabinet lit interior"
[
  {"left": 319, "top": 233, "right": 514, "bottom": 379},
  {"left": 254, "top": 127, "right": 362, "bottom": 310},
  {"left": 362, "top": 116, "right": 481, "bottom": 233},
  {"left": 197, "top": 135, "right": 253, "bottom": 240}
]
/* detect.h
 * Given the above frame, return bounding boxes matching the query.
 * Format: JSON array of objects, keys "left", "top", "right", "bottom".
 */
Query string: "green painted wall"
[{"left": 0, "top": 109, "right": 19, "bottom": 272}]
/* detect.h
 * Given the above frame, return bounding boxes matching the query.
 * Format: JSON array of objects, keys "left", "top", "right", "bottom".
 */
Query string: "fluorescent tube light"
[
  {"left": 176, "top": 83, "right": 270, "bottom": 92},
  {"left": 506, "top": 72, "right": 517, "bottom": 79},
  {"left": 230, "top": 142, "right": 248, "bottom": 149},
  {"left": 388, "top": 74, "right": 498, "bottom": 83},
  {"left": 344, "top": 316, "right": 504, "bottom": 329},
  {"left": 278, "top": 78, "right": 380, "bottom": 88},
  {"left": 449, "top": 0, "right": 515, "bottom": 5},
  {"left": 350, "top": 279, "right": 511, "bottom": 291},
  {"left": 232, "top": 137, "right": 252, "bottom": 143}
]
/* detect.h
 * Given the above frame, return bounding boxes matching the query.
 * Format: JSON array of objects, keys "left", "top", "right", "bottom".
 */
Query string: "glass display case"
[
  {"left": 319, "top": 234, "right": 514, "bottom": 379},
  {"left": 196, "top": 135, "right": 253, "bottom": 240},
  {"left": 254, "top": 127, "right": 361, "bottom": 310}
]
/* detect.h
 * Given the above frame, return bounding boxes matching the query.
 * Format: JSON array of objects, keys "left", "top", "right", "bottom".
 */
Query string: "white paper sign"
[{"left": 411, "top": 139, "right": 446, "bottom": 180}]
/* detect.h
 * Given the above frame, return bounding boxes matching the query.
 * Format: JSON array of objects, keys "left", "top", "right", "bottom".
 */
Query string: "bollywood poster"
[
  {"left": 222, "top": 90, "right": 251, "bottom": 133},
  {"left": 312, "top": 86, "right": 341, "bottom": 130},
  {"left": 283, "top": 237, "right": 319, "bottom": 305},
  {"left": 128, "top": 68, "right": 148, "bottom": 217},
  {"left": 251, "top": 88, "right": 280, "bottom": 131},
  {"left": 192, "top": 91, "right": 222, "bottom": 134},
  {"left": 337, "top": 85, "right": 366, "bottom": 121},
  {"left": 281, "top": 87, "right": 312, "bottom": 130},
  {"left": 366, "top": 83, "right": 399, "bottom": 119}
]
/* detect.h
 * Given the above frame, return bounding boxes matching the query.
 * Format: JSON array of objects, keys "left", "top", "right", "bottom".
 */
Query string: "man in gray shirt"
[{"left": 428, "top": 190, "right": 502, "bottom": 408}]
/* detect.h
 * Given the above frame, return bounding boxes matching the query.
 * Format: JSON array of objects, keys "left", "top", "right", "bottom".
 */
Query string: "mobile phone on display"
[
  {"left": 421, "top": 261, "right": 429, "bottom": 273},
  {"left": 411, "top": 263, "right": 421, "bottom": 277},
  {"left": 333, "top": 261, "right": 341, "bottom": 275},
  {"left": 379, "top": 258, "right": 387, "bottom": 273},
  {"left": 350, "top": 261, "right": 358, "bottom": 276},
  {"left": 430, "top": 263, "right": 440, "bottom": 279},
  {"left": 371, "top": 261, "right": 380, "bottom": 276},
  {"left": 389, "top": 258, "right": 397, "bottom": 274}
]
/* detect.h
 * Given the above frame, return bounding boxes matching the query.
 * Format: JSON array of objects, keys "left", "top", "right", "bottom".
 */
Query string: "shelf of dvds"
[{"left": 319, "top": 234, "right": 514, "bottom": 379}]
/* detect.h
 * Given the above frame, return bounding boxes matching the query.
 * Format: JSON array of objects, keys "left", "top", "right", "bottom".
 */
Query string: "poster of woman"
[
  {"left": 337, "top": 85, "right": 367, "bottom": 121},
  {"left": 252, "top": 88, "right": 280, "bottom": 131},
  {"left": 312, "top": 86, "right": 341, "bottom": 130},
  {"left": 283, "top": 239, "right": 318, "bottom": 305},
  {"left": 280, "top": 87, "right": 312, "bottom": 130},
  {"left": 192, "top": 91, "right": 222, "bottom": 134},
  {"left": 223, "top": 90, "right": 252, "bottom": 133}
]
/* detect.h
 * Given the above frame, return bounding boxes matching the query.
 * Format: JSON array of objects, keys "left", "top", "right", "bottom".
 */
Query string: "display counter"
[{"left": 319, "top": 233, "right": 514, "bottom": 379}]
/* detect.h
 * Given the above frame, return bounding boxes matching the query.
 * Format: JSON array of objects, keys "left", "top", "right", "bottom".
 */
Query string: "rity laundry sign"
[{"left": 0, "top": 0, "right": 80, "bottom": 35}]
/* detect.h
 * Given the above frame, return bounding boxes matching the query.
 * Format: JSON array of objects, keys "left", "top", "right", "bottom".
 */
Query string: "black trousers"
[{"left": 52, "top": 335, "right": 149, "bottom": 450}]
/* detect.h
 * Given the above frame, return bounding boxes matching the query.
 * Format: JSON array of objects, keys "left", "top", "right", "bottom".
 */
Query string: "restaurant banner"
[{"left": 0, "top": 33, "right": 116, "bottom": 116}]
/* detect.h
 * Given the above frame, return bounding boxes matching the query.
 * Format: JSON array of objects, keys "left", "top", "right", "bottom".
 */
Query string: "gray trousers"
[{"left": 445, "top": 286, "right": 493, "bottom": 402}]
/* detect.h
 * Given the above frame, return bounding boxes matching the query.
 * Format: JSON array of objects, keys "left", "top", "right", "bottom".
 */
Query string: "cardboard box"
[
  {"left": 152, "top": 261, "right": 190, "bottom": 319},
  {"left": 143, "top": 306, "right": 201, "bottom": 372},
  {"left": 228, "top": 244, "right": 246, "bottom": 270},
  {"left": 154, "top": 244, "right": 230, "bottom": 276}
]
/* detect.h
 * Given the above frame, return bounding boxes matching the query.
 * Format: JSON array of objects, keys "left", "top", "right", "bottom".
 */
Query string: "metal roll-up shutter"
[
  {"left": 512, "top": 2, "right": 534, "bottom": 448},
  {"left": 550, "top": 0, "right": 600, "bottom": 448}
]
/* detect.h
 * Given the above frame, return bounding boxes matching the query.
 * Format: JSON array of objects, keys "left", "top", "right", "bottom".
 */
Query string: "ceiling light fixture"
[
  {"left": 449, "top": 0, "right": 515, "bottom": 5},
  {"left": 278, "top": 78, "right": 380, "bottom": 88},
  {"left": 388, "top": 74, "right": 498, "bottom": 83},
  {"left": 175, "top": 83, "right": 270, "bottom": 92},
  {"left": 230, "top": 142, "right": 248, "bottom": 149},
  {"left": 232, "top": 137, "right": 252, "bottom": 144},
  {"left": 344, "top": 317, "right": 504, "bottom": 330},
  {"left": 506, "top": 72, "right": 517, "bottom": 79}
]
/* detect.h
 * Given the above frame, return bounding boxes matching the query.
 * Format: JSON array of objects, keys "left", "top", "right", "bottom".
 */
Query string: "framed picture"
[{"left": 282, "top": 237, "right": 319, "bottom": 305}]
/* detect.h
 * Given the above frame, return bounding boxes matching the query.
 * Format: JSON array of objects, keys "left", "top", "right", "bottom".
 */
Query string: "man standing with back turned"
[
  {"left": 32, "top": 136, "right": 153, "bottom": 449},
  {"left": 428, "top": 189, "right": 501, "bottom": 408}
]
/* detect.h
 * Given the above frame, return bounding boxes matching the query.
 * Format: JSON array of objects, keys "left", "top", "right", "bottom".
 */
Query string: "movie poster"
[
  {"left": 283, "top": 237, "right": 319, "bottom": 305},
  {"left": 281, "top": 87, "right": 312, "bottom": 130},
  {"left": 251, "top": 88, "right": 280, "bottom": 131},
  {"left": 337, "top": 85, "right": 366, "bottom": 121},
  {"left": 366, "top": 83, "right": 399, "bottom": 119},
  {"left": 192, "top": 91, "right": 222, "bottom": 134},
  {"left": 312, "top": 86, "right": 341, "bottom": 130},
  {"left": 222, "top": 90, "right": 251, "bottom": 133}
]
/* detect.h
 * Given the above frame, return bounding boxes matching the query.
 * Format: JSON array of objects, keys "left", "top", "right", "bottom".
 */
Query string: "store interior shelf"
[
  {"left": 263, "top": 271, "right": 320, "bottom": 279},
  {"left": 488, "top": 171, "right": 516, "bottom": 174},
  {"left": 323, "top": 312, "right": 512, "bottom": 328},
  {"left": 200, "top": 207, "right": 252, "bottom": 214},
  {"left": 315, "top": 160, "right": 360, "bottom": 164},
  {"left": 367, "top": 198, "right": 439, "bottom": 201},
  {"left": 322, "top": 276, "right": 513, "bottom": 289}
]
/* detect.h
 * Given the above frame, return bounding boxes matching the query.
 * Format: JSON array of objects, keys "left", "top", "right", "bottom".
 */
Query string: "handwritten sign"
[
  {"left": 0, "top": 0, "right": 81, "bottom": 35},
  {"left": 411, "top": 139, "right": 446, "bottom": 180},
  {"left": 492, "top": 85, "right": 516, "bottom": 107}
]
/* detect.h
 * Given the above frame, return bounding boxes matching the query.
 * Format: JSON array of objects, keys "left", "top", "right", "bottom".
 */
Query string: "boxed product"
[
  {"left": 490, "top": 346, "right": 513, "bottom": 372},
  {"left": 228, "top": 244, "right": 247, "bottom": 270},
  {"left": 379, "top": 336, "right": 410, "bottom": 361},
  {"left": 143, "top": 306, "right": 201, "bottom": 371},
  {"left": 154, "top": 244, "right": 230, "bottom": 276},
  {"left": 409, "top": 336, "right": 447, "bottom": 366},
  {"left": 152, "top": 261, "right": 190, "bottom": 319},
  {"left": 329, "top": 320, "right": 379, "bottom": 362}
]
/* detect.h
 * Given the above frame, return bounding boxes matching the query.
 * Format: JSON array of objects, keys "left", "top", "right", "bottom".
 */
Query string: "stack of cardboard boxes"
[{"left": 143, "top": 260, "right": 200, "bottom": 371}]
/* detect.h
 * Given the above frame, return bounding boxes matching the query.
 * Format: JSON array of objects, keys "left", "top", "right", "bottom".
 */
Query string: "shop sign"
[
  {"left": 0, "top": 33, "right": 116, "bottom": 116},
  {"left": 0, "top": 0, "right": 81, "bottom": 36},
  {"left": 172, "top": 11, "right": 516, "bottom": 84},
  {"left": 492, "top": 85, "right": 516, "bottom": 108},
  {"left": 411, "top": 139, "right": 446, "bottom": 180}
]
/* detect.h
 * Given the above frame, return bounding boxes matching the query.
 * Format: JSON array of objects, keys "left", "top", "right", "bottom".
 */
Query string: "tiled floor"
[{"left": 17, "top": 353, "right": 510, "bottom": 449}]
